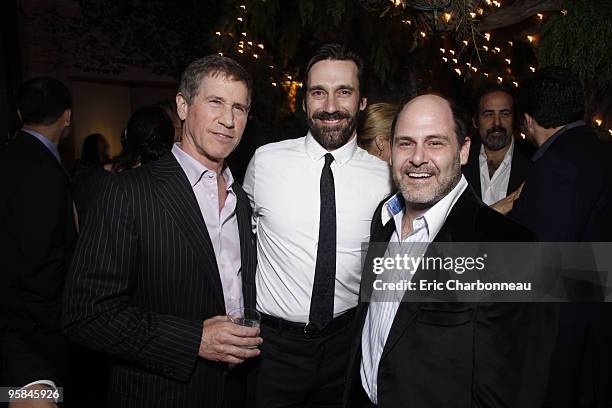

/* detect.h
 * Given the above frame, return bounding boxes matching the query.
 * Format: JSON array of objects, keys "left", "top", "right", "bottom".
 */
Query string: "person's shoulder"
[{"left": 254, "top": 136, "right": 306, "bottom": 157}]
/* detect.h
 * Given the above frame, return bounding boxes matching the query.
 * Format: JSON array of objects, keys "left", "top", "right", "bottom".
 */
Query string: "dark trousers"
[{"left": 255, "top": 314, "right": 354, "bottom": 408}]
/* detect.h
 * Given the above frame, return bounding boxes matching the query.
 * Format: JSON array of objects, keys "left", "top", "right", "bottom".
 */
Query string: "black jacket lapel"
[{"left": 149, "top": 154, "right": 225, "bottom": 311}]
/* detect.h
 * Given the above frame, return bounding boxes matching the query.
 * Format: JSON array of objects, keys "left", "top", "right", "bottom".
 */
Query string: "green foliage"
[{"left": 538, "top": 0, "right": 612, "bottom": 96}]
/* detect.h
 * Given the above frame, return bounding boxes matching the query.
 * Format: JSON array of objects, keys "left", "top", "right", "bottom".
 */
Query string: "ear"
[
  {"left": 374, "top": 135, "right": 386, "bottom": 151},
  {"left": 359, "top": 97, "right": 367, "bottom": 112},
  {"left": 63, "top": 109, "right": 72, "bottom": 126},
  {"left": 302, "top": 97, "right": 306, "bottom": 113},
  {"left": 472, "top": 115, "right": 478, "bottom": 129},
  {"left": 459, "top": 136, "right": 471, "bottom": 165},
  {"left": 176, "top": 93, "right": 189, "bottom": 121}
]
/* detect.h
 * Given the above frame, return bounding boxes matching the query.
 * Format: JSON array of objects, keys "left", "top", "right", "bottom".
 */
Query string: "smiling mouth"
[
  {"left": 407, "top": 172, "right": 433, "bottom": 179},
  {"left": 212, "top": 131, "right": 233, "bottom": 140}
]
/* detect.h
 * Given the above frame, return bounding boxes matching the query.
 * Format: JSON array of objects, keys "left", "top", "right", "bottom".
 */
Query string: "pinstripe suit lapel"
[{"left": 149, "top": 154, "right": 225, "bottom": 310}]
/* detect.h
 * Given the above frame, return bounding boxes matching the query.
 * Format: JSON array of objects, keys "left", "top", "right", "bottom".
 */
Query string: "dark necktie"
[{"left": 309, "top": 153, "right": 337, "bottom": 330}]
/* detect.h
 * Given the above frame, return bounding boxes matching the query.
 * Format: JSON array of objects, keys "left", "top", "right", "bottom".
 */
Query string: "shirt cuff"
[{"left": 20, "top": 380, "right": 59, "bottom": 402}]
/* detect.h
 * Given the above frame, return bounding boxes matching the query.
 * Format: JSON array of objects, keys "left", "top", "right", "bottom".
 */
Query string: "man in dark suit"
[
  {"left": 463, "top": 85, "right": 532, "bottom": 213},
  {"left": 0, "top": 77, "right": 75, "bottom": 407},
  {"left": 511, "top": 67, "right": 612, "bottom": 407},
  {"left": 63, "top": 56, "right": 260, "bottom": 408},
  {"left": 344, "top": 94, "right": 558, "bottom": 408}
]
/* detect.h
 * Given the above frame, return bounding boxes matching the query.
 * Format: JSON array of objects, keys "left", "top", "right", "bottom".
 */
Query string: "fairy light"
[
  {"left": 271, "top": 82, "right": 277, "bottom": 86},
  {"left": 253, "top": 54, "right": 258, "bottom": 59},
  {"left": 530, "top": 66, "right": 536, "bottom": 72},
  {"left": 215, "top": 31, "right": 221, "bottom": 36},
  {"left": 238, "top": 49, "right": 244, "bottom": 54},
  {"left": 258, "top": 44, "right": 264, "bottom": 49},
  {"left": 608, "top": 129, "right": 612, "bottom": 136},
  {"left": 537, "top": 13, "right": 544, "bottom": 20},
  {"left": 449, "top": 49, "right": 455, "bottom": 55},
  {"left": 527, "top": 35, "right": 535, "bottom": 43},
  {"left": 505, "top": 58, "right": 511, "bottom": 64},
  {"left": 513, "top": 81, "right": 519, "bottom": 87},
  {"left": 520, "top": 133, "right": 526, "bottom": 139},
  {"left": 469, "top": 12, "right": 476, "bottom": 18},
  {"left": 471, "top": 67, "right": 478, "bottom": 72},
  {"left": 497, "top": 76, "right": 503, "bottom": 83},
  {"left": 241, "top": 32, "right": 247, "bottom": 36},
  {"left": 455, "top": 68, "right": 462, "bottom": 75},
  {"left": 595, "top": 118, "right": 603, "bottom": 126},
  {"left": 442, "top": 57, "right": 448, "bottom": 62},
  {"left": 494, "top": 47, "right": 501, "bottom": 53},
  {"left": 452, "top": 58, "right": 458, "bottom": 64},
  {"left": 240, "top": 4, "right": 246, "bottom": 9},
  {"left": 508, "top": 41, "right": 513, "bottom": 46},
  {"left": 484, "top": 33, "right": 491, "bottom": 41},
  {"left": 247, "top": 41, "right": 253, "bottom": 45},
  {"left": 443, "top": 13, "right": 452, "bottom": 23},
  {"left": 218, "top": 52, "right": 223, "bottom": 56},
  {"left": 484, "top": 73, "right": 489, "bottom": 77},
  {"left": 237, "top": 17, "right": 243, "bottom": 21},
  {"left": 466, "top": 62, "right": 472, "bottom": 67},
  {"left": 561, "top": 9, "right": 568, "bottom": 15},
  {"left": 462, "top": 40, "right": 468, "bottom": 46},
  {"left": 483, "top": 45, "right": 489, "bottom": 51},
  {"left": 440, "top": 48, "right": 446, "bottom": 53},
  {"left": 420, "top": 31, "right": 426, "bottom": 37},
  {"left": 477, "top": 8, "right": 484, "bottom": 15}
]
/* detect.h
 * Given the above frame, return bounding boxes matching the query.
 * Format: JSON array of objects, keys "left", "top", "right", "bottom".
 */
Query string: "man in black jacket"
[
  {"left": 0, "top": 77, "right": 76, "bottom": 407},
  {"left": 344, "top": 93, "right": 558, "bottom": 408},
  {"left": 512, "top": 66, "right": 612, "bottom": 407}
]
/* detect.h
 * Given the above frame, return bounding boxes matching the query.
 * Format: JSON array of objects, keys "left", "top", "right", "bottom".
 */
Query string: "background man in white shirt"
[
  {"left": 462, "top": 85, "right": 532, "bottom": 214},
  {"left": 243, "top": 43, "right": 392, "bottom": 408},
  {"left": 344, "top": 93, "right": 558, "bottom": 408}
]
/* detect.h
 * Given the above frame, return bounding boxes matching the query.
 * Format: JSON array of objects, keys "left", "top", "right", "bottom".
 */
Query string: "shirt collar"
[
  {"left": 171, "top": 143, "right": 234, "bottom": 189},
  {"left": 21, "top": 128, "right": 61, "bottom": 163},
  {"left": 532, "top": 120, "right": 585, "bottom": 162},
  {"left": 382, "top": 175, "right": 468, "bottom": 241},
  {"left": 304, "top": 131, "right": 358, "bottom": 166}
]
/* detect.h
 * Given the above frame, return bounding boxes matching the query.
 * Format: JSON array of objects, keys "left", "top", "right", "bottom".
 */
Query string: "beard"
[
  {"left": 308, "top": 109, "right": 360, "bottom": 150},
  {"left": 393, "top": 150, "right": 462, "bottom": 211},
  {"left": 481, "top": 125, "right": 512, "bottom": 151}
]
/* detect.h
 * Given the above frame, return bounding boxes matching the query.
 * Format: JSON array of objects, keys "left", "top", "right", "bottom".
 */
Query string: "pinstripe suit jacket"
[{"left": 63, "top": 153, "right": 256, "bottom": 408}]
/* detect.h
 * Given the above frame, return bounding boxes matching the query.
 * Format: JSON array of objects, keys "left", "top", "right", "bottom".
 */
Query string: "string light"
[
  {"left": 215, "top": 31, "right": 221, "bottom": 36},
  {"left": 530, "top": 66, "right": 536, "bottom": 72},
  {"left": 258, "top": 44, "right": 264, "bottom": 49},
  {"left": 513, "top": 81, "right": 519, "bottom": 87},
  {"left": 420, "top": 31, "right": 426, "bottom": 37},
  {"left": 497, "top": 76, "right": 503, "bottom": 83},
  {"left": 595, "top": 119, "right": 602, "bottom": 126},
  {"left": 537, "top": 13, "right": 544, "bottom": 20},
  {"left": 253, "top": 54, "right": 258, "bottom": 59},
  {"left": 240, "top": 4, "right": 246, "bottom": 9},
  {"left": 494, "top": 47, "right": 501, "bottom": 53},
  {"left": 508, "top": 41, "right": 513, "bottom": 46},
  {"left": 452, "top": 58, "right": 458, "bottom": 64},
  {"left": 505, "top": 58, "right": 511, "bottom": 64},
  {"left": 527, "top": 35, "right": 535, "bottom": 43},
  {"left": 484, "top": 33, "right": 491, "bottom": 41},
  {"left": 520, "top": 133, "right": 526, "bottom": 139},
  {"left": 443, "top": 13, "right": 452, "bottom": 23},
  {"left": 469, "top": 12, "right": 476, "bottom": 18},
  {"left": 561, "top": 9, "right": 568, "bottom": 15},
  {"left": 483, "top": 45, "right": 489, "bottom": 51},
  {"left": 455, "top": 68, "right": 462, "bottom": 75},
  {"left": 237, "top": 17, "right": 243, "bottom": 21},
  {"left": 449, "top": 49, "right": 455, "bottom": 55},
  {"left": 442, "top": 57, "right": 448, "bottom": 62},
  {"left": 440, "top": 48, "right": 446, "bottom": 53},
  {"left": 462, "top": 40, "right": 468, "bottom": 46}
]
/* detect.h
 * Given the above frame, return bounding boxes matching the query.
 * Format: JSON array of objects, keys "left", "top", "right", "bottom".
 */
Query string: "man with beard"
[
  {"left": 343, "top": 94, "right": 558, "bottom": 408},
  {"left": 243, "top": 44, "right": 393, "bottom": 407},
  {"left": 463, "top": 85, "right": 532, "bottom": 213}
]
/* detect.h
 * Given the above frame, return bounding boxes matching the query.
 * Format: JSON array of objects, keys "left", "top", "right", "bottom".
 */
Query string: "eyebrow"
[
  {"left": 205, "top": 95, "right": 250, "bottom": 110},
  {"left": 482, "top": 108, "right": 512, "bottom": 114},
  {"left": 395, "top": 134, "right": 451, "bottom": 142},
  {"left": 307, "top": 84, "right": 356, "bottom": 92}
]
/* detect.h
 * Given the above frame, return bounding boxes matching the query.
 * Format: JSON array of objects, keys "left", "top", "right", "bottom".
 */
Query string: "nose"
[
  {"left": 493, "top": 113, "right": 502, "bottom": 126},
  {"left": 409, "top": 143, "right": 427, "bottom": 167},
  {"left": 324, "top": 94, "right": 339, "bottom": 113},
  {"left": 218, "top": 104, "right": 235, "bottom": 129}
]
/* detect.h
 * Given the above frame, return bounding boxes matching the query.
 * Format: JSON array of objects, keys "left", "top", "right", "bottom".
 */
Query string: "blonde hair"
[{"left": 358, "top": 102, "right": 399, "bottom": 150}]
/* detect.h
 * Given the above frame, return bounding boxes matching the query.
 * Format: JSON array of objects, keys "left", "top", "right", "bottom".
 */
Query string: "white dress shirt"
[
  {"left": 243, "top": 132, "right": 393, "bottom": 322},
  {"left": 172, "top": 144, "right": 243, "bottom": 313},
  {"left": 479, "top": 139, "right": 514, "bottom": 205},
  {"left": 360, "top": 176, "right": 468, "bottom": 404}
]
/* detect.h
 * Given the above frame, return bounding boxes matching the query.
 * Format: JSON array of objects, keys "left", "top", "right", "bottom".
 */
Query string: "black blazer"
[
  {"left": 63, "top": 153, "right": 257, "bottom": 408},
  {"left": 511, "top": 125, "right": 612, "bottom": 407},
  {"left": 344, "top": 188, "right": 559, "bottom": 408},
  {"left": 512, "top": 124, "right": 612, "bottom": 241},
  {"left": 0, "top": 130, "right": 77, "bottom": 387},
  {"left": 463, "top": 140, "right": 533, "bottom": 200}
]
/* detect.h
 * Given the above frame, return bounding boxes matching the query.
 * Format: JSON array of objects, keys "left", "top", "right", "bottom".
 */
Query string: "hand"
[
  {"left": 9, "top": 384, "right": 58, "bottom": 408},
  {"left": 198, "top": 315, "right": 262, "bottom": 364},
  {"left": 491, "top": 183, "right": 525, "bottom": 215}
]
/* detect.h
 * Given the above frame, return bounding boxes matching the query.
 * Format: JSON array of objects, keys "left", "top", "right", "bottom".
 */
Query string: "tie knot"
[{"left": 324, "top": 153, "right": 335, "bottom": 167}]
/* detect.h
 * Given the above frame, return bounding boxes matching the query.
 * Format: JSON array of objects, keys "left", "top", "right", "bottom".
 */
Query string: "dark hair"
[
  {"left": 111, "top": 106, "right": 174, "bottom": 172},
  {"left": 304, "top": 43, "right": 366, "bottom": 96},
  {"left": 81, "top": 133, "right": 108, "bottom": 165},
  {"left": 178, "top": 55, "right": 253, "bottom": 104},
  {"left": 519, "top": 66, "right": 584, "bottom": 128},
  {"left": 18, "top": 77, "right": 72, "bottom": 125},
  {"left": 391, "top": 92, "right": 467, "bottom": 145},
  {"left": 473, "top": 84, "right": 516, "bottom": 116}
]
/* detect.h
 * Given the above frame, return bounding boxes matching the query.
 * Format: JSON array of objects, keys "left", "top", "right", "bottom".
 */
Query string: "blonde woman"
[{"left": 358, "top": 102, "right": 399, "bottom": 162}]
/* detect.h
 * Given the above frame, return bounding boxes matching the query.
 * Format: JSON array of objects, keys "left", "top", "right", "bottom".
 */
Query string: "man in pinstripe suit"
[{"left": 63, "top": 56, "right": 260, "bottom": 408}]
